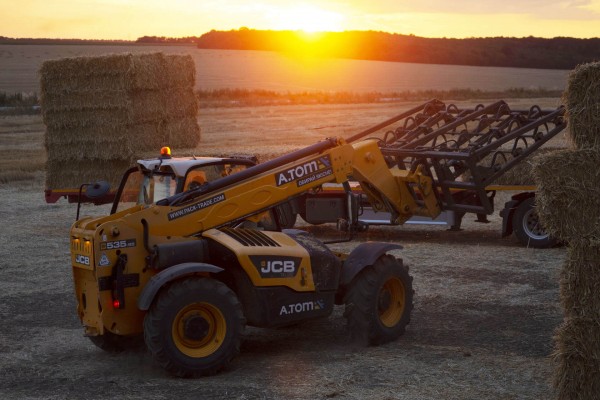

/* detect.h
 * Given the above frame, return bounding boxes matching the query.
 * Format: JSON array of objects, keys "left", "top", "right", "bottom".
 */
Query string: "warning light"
[
  {"left": 113, "top": 299, "right": 121, "bottom": 309},
  {"left": 160, "top": 146, "right": 172, "bottom": 158}
]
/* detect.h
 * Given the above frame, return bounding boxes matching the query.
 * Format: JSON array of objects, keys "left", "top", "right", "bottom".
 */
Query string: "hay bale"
[
  {"left": 45, "top": 159, "right": 132, "bottom": 189},
  {"left": 46, "top": 139, "right": 131, "bottom": 160},
  {"left": 560, "top": 246, "right": 600, "bottom": 318},
  {"left": 553, "top": 316, "right": 600, "bottom": 400},
  {"left": 532, "top": 149, "right": 600, "bottom": 244},
  {"left": 41, "top": 88, "right": 197, "bottom": 121},
  {"left": 563, "top": 62, "right": 600, "bottom": 150},
  {"left": 39, "top": 53, "right": 195, "bottom": 92},
  {"left": 45, "top": 118, "right": 201, "bottom": 163}
]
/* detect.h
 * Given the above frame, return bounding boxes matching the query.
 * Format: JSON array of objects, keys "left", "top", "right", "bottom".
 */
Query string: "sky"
[{"left": 1, "top": 0, "right": 600, "bottom": 40}]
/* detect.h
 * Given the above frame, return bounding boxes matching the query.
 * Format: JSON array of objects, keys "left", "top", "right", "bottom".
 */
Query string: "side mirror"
[{"left": 76, "top": 181, "right": 111, "bottom": 221}]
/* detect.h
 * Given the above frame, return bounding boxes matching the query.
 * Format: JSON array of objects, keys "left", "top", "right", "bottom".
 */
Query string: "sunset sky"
[{"left": 2, "top": 0, "right": 600, "bottom": 40}]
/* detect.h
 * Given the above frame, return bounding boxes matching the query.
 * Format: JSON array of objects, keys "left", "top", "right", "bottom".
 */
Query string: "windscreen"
[{"left": 113, "top": 170, "right": 178, "bottom": 214}]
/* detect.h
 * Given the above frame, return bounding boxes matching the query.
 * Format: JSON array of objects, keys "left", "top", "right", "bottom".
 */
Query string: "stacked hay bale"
[
  {"left": 40, "top": 52, "right": 200, "bottom": 189},
  {"left": 532, "top": 62, "right": 600, "bottom": 399}
]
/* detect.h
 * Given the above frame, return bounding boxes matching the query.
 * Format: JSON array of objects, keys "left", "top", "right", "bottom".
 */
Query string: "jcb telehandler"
[
  {"left": 71, "top": 137, "right": 426, "bottom": 377},
  {"left": 69, "top": 100, "right": 566, "bottom": 376}
]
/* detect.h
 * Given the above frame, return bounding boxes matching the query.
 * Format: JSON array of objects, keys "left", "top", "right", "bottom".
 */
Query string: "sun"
[{"left": 271, "top": 4, "right": 344, "bottom": 33}]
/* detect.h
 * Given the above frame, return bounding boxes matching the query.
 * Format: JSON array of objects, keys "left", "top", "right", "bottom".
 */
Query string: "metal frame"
[{"left": 349, "top": 99, "right": 567, "bottom": 215}]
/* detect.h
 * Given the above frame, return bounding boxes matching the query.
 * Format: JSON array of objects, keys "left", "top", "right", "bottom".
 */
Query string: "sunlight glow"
[{"left": 270, "top": 5, "right": 344, "bottom": 33}]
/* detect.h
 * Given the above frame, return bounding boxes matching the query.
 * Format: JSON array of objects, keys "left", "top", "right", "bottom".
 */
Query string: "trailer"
[{"left": 289, "top": 100, "right": 566, "bottom": 248}]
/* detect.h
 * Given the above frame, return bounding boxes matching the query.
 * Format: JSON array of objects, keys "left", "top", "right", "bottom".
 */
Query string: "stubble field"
[
  {"left": 0, "top": 44, "right": 569, "bottom": 94},
  {"left": 0, "top": 99, "right": 567, "bottom": 399}
]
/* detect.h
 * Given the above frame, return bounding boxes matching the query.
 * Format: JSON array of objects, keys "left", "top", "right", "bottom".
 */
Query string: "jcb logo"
[
  {"left": 250, "top": 256, "right": 301, "bottom": 278},
  {"left": 75, "top": 254, "right": 90, "bottom": 265},
  {"left": 261, "top": 260, "right": 296, "bottom": 274}
]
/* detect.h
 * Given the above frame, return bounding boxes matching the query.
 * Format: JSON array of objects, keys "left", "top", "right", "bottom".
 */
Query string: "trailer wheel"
[
  {"left": 512, "top": 197, "right": 557, "bottom": 248},
  {"left": 343, "top": 255, "right": 413, "bottom": 345},
  {"left": 144, "top": 278, "right": 245, "bottom": 377},
  {"left": 260, "top": 201, "right": 297, "bottom": 230},
  {"left": 88, "top": 331, "right": 144, "bottom": 353}
]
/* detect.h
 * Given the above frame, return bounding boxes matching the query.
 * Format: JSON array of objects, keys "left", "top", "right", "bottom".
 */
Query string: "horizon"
[
  {"left": 2, "top": 1, "right": 600, "bottom": 41},
  {"left": 3, "top": 28, "right": 600, "bottom": 42}
]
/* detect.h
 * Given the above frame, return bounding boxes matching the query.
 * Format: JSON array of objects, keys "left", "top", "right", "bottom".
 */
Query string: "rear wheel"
[
  {"left": 512, "top": 197, "right": 557, "bottom": 248},
  {"left": 344, "top": 255, "right": 414, "bottom": 345},
  {"left": 144, "top": 278, "right": 245, "bottom": 377}
]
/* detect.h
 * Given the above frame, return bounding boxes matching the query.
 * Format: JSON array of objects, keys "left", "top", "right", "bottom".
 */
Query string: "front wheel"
[
  {"left": 344, "top": 255, "right": 414, "bottom": 345},
  {"left": 512, "top": 197, "right": 558, "bottom": 248},
  {"left": 144, "top": 278, "right": 245, "bottom": 377}
]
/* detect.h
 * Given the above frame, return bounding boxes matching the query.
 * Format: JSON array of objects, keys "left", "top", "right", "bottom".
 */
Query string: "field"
[
  {"left": 0, "top": 98, "right": 568, "bottom": 399},
  {"left": 0, "top": 44, "right": 570, "bottom": 94}
]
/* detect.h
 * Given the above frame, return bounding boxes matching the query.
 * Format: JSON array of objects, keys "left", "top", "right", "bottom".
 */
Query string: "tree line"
[{"left": 194, "top": 29, "right": 600, "bottom": 70}]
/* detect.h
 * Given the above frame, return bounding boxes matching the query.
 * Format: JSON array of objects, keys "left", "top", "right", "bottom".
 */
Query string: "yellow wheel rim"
[
  {"left": 172, "top": 302, "right": 227, "bottom": 358},
  {"left": 378, "top": 277, "right": 406, "bottom": 328}
]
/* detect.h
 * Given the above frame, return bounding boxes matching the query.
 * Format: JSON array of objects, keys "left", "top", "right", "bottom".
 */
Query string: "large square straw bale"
[
  {"left": 39, "top": 53, "right": 195, "bottom": 92},
  {"left": 41, "top": 87, "right": 198, "bottom": 124},
  {"left": 563, "top": 62, "right": 600, "bottom": 150},
  {"left": 45, "top": 159, "right": 132, "bottom": 189},
  {"left": 532, "top": 148, "right": 600, "bottom": 244},
  {"left": 559, "top": 246, "right": 600, "bottom": 319},
  {"left": 553, "top": 316, "right": 600, "bottom": 400}
]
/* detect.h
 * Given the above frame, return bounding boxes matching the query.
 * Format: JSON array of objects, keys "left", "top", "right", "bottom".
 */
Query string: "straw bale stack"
[
  {"left": 532, "top": 61, "right": 600, "bottom": 400},
  {"left": 40, "top": 52, "right": 200, "bottom": 189}
]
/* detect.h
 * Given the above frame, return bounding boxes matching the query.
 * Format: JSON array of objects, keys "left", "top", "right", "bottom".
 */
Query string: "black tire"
[
  {"left": 88, "top": 331, "right": 144, "bottom": 353},
  {"left": 144, "top": 278, "right": 245, "bottom": 377},
  {"left": 512, "top": 197, "right": 558, "bottom": 248},
  {"left": 276, "top": 202, "right": 298, "bottom": 229},
  {"left": 343, "top": 255, "right": 414, "bottom": 345}
]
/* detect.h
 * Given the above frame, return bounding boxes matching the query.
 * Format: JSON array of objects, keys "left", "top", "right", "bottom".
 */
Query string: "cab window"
[
  {"left": 112, "top": 170, "right": 178, "bottom": 214},
  {"left": 183, "top": 162, "right": 251, "bottom": 191}
]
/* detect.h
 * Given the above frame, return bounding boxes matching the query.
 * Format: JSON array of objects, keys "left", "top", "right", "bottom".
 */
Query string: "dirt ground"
[{"left": 0, "top": 101, "right": 567, "bottom": 399}]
